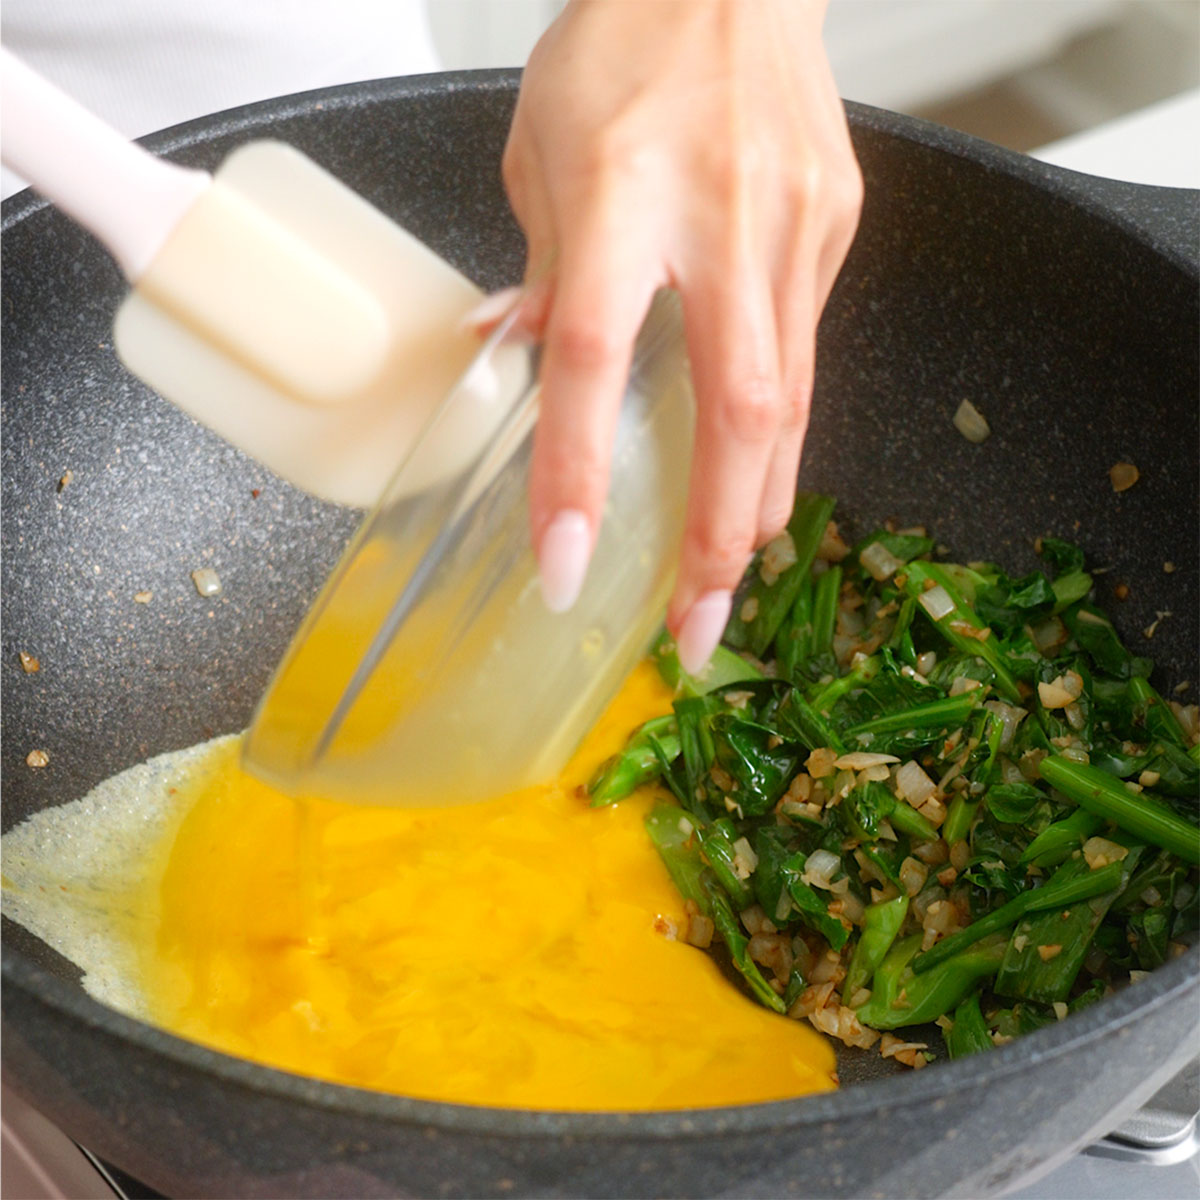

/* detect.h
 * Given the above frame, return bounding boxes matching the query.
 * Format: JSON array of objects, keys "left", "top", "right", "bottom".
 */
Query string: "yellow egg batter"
[{"left": 130, "top": 661, "right": 836, "bottom": 1109}]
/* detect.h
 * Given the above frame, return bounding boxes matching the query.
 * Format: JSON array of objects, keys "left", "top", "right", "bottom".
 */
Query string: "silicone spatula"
[{"left": 0, "top": 49, "right": 520, "bottom": 508}]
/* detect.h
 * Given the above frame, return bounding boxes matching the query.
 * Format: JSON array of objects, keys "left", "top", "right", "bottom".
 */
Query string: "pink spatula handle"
[{"left": 0, "top": 47, "right": 210, "bottom": 280}]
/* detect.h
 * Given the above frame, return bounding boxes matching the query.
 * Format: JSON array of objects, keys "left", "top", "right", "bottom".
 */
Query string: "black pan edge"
[{"left": 3, "top": 942, "right": 1196, "bottom": 1137}]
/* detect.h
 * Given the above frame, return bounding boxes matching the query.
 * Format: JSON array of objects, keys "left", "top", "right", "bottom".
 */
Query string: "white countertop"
[{"left": 1033, "top": 88, "right": 1200, "bottom": 190}]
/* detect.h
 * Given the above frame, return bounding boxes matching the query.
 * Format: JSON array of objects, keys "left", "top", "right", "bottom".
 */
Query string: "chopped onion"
[
  {"left": 857, "top": 763, "right": 893, "bottom": 784},
  {"left": 921, "top": 899, "right": 959, "bottom": 949},
  {"left": 839, "top": 892, "right": 865, "bottom": 924},
  {"left": 948, "top": 675, "right": 983, "bottom": 696},
  {"left": 895, "top": 760, "right": 936, "bottom": 806},
  {"left": 899, "top": 856, "right": 929, "bottom": 897},
  {"left": 1083, "top": 837, "right": 1128, "bottom": 870},
  {"left": 859, "top": 540, "right": 904, "bottom": 582},
  {"left": 917, "top": 585, "right": 955, "bottom": 621},
  {"left": 800, "top": 849, "right": 841, "bottom": 890},
  {"left": 1031, "top": 616, "right": 1068, "bottom": 653},
  {"left": 915, "top": 650, "right": 938, "bottom": 676},
  {"left": 953, "top": 399, "right": 991, "bottom": 443},
  {"left": 984, "top": 700, "right": 1027, "bottom": 749},
  {"left": 836, "top": 606, "right": 866, "bottom": 637},
  {"left": 805, "top": 747, "right": 838, "bottom": 778},
  {"left": 1169, "top": 701, "right": 1199, "bottom": 742},
  {"left": 1038, "top": 674, "right": 1080, "bottom": 709},
  {"left": 1000, "top": 757, "right": 1026, "bottom": 785},
  {"left": 817, "top": 521, "right": 850, "bottom": 563},
  {"left": 834, "top": 751, "right": 901, "bottom": 771},
  {"left": 1109, "top": 461, "right": 1139, "bottom": 492},
  {"left": 191, "top": 567, "right": 222, "bottom": 597},
  {"left": 762, "top": 530, "right": 798, "bottom": 577},
  {"left": 732, "top": 836, "right": 759, "bottom": 878}
]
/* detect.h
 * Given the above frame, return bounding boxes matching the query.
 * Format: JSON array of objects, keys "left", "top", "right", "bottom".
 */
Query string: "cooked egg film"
[{"left": 5, "top": 662, "right": 836, "bottom": 1110}]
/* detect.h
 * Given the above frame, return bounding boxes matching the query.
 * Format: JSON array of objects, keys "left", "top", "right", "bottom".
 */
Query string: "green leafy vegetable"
[
  {"left": 598, "top": 494, "right": 1197, "bottom": 1070},
  {"left": 945, "top": 994, "right": 994, "bottom": 1060},
  {"left": 725, "top": 492, "right": 836, "bottom": 656}
]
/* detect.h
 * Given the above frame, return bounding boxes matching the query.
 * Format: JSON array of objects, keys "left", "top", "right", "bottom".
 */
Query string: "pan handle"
[{"left": 1032, "top": 158, "right": 1200, "bottom": 275}]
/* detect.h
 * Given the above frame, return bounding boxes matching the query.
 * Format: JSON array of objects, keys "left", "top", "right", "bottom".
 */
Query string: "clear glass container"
[{"left": 243, "top": 290, "right": 693, "bottom": 806}]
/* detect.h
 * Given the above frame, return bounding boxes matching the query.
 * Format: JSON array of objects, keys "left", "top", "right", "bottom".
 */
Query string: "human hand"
[{"left": 500, "top": 0, "right": 862, "bottom": 673}]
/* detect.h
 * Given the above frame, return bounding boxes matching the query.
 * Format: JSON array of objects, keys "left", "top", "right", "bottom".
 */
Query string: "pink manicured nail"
[
  {"left": 676, "top": 591, "right": 733, "bottom": 675},
  {"left": 459, "top": 287, "right": 523, "bottom": 334},
  {"left": 538, "top": 510, "right": 592, "bottom": 613}
]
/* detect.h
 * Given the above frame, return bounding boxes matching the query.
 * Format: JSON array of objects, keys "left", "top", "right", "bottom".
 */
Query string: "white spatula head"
[{"left": 115, "top": 141, "right": 517, "bottom": 509}]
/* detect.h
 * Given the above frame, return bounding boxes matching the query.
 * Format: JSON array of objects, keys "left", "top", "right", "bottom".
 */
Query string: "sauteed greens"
[{"left": 591, "top": 493, "right": 1199, "bottom": 1066}]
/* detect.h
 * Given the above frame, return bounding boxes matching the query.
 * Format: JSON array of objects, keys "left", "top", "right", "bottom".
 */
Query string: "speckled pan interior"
[{"left": 2, "top": 71, "right": 1197, "bottom": 1199}]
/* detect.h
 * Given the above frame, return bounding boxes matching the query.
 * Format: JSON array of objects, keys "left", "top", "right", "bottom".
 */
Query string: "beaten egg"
[{"left": 3, "top": 662, "right": 836, "bottom": 1110}]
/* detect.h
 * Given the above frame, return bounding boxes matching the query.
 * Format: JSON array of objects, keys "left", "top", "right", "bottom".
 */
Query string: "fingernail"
[
  {"left": 676, "top": 591, "right": 733, "bottom": 676},
  {"left": 459, "top": 287, "right": 523, "bottom": 334},
  {"left": 538, "top": 510, "right": 592, "bottom": 613}
]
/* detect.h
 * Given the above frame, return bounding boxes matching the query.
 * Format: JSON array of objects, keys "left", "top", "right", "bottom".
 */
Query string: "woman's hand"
[{"left": 502, "top": 0, "right": 862, "bottom": 672}]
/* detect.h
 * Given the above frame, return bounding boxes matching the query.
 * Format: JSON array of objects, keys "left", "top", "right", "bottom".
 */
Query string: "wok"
[{"left": 2, "top": 70, "right": 1197, "bottom": 1199}]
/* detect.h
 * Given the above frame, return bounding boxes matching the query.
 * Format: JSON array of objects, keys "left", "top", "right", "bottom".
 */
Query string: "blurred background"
[{"left": 430, "top": 0, "right": 1199, "bottom": 182}]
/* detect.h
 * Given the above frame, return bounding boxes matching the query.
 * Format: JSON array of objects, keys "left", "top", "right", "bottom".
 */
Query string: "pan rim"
[
  {"left": 3, "top": 942, "right": 1197, "bottom": 1136},
  {"left": 4, "top": 69, "right": 1196, "bottom": 279}
]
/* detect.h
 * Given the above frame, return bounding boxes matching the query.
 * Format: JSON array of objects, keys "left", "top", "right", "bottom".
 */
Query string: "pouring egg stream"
[{"left": 1, "top": 657, "right": 836, "bottom": 1111}]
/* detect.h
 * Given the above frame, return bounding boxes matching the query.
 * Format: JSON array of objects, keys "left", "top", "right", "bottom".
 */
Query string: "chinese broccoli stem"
[
  {"left": 1018, "top": 807, "right": 1106, "bottom": 868},
  {"left": 854, "top": 933, "right": 1006, "bottom": 1030},
  {"left": 843, "top": 691, "right": 982, "bottom": 754},
  {"left": 945, "top": 994, "right": 995, "bottom": 1059},
  {"left": 706, "top": 881, "right": 788, "bottom": 1013},
  {"left": 912, "top": 857, "right": 1127, "bottom": 974},
  {"left": 1051, "top": 570, "right": 1093, "bottom": 612},
  {"left": 645, "top": 805, "right": 707, "bottom": 900},
  {"left": 1039, "top": 755, "right": 1199, "bottom": 865},
  {"left": 994, "top": 845, "right": 1143, "bottom": 1004},
  {"left": 774, "top": 572, "right": 814, "bottom": 683},
  {"left": 588, "top": 716, "right": 681, "bottom": 807},
  {"left": 842, "top": 893, "right": 908, "bottom": 1002},
  {"left": 898, "top": 561, "right": 1022, "bottom": 702},
  {"left": 776, "top": 690, "right": 846, "bottom": 754},
  {"left": 651, "top": 630, "right": 763, "bottom": 698},
  {"left": 942, "top": 794, "right": 979, "bottom": 846},
  {"left": 1128, "top": 676, "right": 1191, "bottom": 751},
  {"left": 811, "top": 566, "right": 842, "bottom": 665},
  {"left": 724, "top": 492, "right": 836, "bottom": 656},
  {"left": 887, "top": 799, "right": 941, "bottom": 842},
  {"left": 700, "top": 819, "right": 757, "bottom": 912},
  {"left": 644, "top": 805, "right": 784, "bottom": 1013}
]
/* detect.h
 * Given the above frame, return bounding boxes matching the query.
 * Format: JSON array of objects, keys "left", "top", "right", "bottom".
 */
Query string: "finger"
[
  {"left": 500, "top": 137, "right": 558, "bottom": 340},
  {"left": 812, "top": 165, "right": 864, "bottom": 315},
  {"left": 757, "top": 234, "right": 820, "bottom": 545},
  {"left": 757, "top": 313, "right": 814, "bottom": 544},
  {"left": 460, "top": 276, "right": 554, "bottom": 344},
  {"left": 758, "top": 168, "right": 861, "bottom": 542},
  {"left": 530, "top": 215, "right": 660, "bottom": 612},
  {"left": 668, "top": 268, "right": 781, "bottom": 673}
]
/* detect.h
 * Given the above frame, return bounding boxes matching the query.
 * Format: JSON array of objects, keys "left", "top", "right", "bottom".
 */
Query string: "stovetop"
[{"left": 4, "top": 1060, "right": 1197, "bottom": 1199}]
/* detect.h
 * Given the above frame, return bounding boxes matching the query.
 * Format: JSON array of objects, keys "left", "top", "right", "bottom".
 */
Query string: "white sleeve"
[{"left": 3, "top": 0, "right": 440, "bottom": 196}]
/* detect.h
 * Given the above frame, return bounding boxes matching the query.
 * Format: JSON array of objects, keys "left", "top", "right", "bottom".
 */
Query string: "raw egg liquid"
[{"left": 133, "top": 662, "right": 836, "bottom": 1109}]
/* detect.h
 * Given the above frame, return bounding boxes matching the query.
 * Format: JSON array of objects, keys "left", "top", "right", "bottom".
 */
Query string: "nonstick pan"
[{"left": 2, "top": 70, "right": 1198, "bottom": 1199}]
